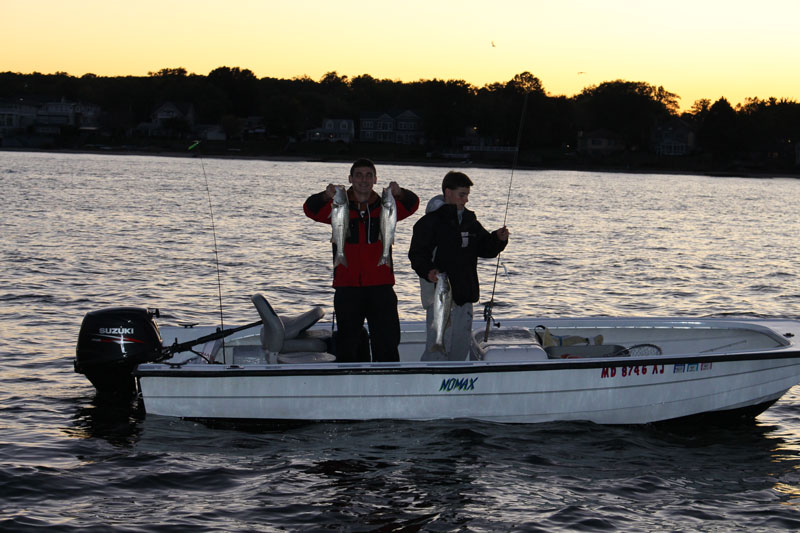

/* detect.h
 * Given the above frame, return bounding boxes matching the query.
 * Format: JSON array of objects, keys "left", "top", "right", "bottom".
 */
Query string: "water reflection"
[{"left": 66, "top": 394, "right": 144, "bottom": 447}]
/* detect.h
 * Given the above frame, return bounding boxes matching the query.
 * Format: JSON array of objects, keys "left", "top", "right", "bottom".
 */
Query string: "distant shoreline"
[{"left": 2, "top": 146, "right": 798, "bottom": 180}]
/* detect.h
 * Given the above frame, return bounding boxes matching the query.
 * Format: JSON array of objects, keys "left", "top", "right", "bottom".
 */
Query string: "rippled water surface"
[{"left": 2, "top": 151, "right": 800, "bottom": 531}]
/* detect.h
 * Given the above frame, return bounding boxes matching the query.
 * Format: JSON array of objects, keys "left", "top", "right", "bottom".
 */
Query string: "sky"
[{"left": 3, "top": 0, "right": 799, "bottom": 111}]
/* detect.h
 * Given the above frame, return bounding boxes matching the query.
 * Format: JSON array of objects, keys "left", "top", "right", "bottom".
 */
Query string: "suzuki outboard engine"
[{"left": 75, "top": 307, "right": 164, "bottom": 396}]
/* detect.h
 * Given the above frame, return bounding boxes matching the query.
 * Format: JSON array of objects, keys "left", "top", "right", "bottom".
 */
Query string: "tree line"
[{"left": 1, "top": 67, "right": 799, "bottom": 172}]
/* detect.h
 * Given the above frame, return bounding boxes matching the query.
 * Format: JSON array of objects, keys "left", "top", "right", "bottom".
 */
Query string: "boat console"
[{"left": 472, "top": 327, "right": 549, "bottom": 361}]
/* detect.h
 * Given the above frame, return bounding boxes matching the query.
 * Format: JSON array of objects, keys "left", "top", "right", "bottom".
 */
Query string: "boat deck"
[{"left": 159, "top": 316, "right": 799, "bottom": 367}]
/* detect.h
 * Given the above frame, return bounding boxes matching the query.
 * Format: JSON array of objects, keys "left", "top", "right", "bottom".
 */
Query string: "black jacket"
[{"left": 408, "top": 204, "right": 507, "bottom": 305}]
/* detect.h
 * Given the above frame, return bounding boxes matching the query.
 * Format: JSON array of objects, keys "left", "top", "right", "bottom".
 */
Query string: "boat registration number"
[
  {"left": 601, "top": 362, "right": 712, "bottom": 379},
  {"left": 601, "top": 364, "right": 664, "bottom": 378}
]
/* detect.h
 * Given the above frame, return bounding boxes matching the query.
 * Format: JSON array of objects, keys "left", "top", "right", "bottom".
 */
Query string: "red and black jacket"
[{"left": 304, "top": 186, "right": 419, "bottom": 287}]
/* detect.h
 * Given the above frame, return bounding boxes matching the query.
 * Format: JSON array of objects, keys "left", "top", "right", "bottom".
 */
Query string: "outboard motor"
[{"left": 75, "top": 307, "right": 164, "bottom": 396}]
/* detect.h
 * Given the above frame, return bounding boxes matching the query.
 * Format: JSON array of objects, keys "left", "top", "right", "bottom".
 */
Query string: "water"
[{"left": 1, "top": 150, "right": 799, "bottom": 531}]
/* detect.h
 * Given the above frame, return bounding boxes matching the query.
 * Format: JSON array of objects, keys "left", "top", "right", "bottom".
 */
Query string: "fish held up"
[
  {"left": 431, "top": 272, "right": 453, "bottom": 353},
  {"left": 377, "top": 187, "right": 397, "bottom": 266},
  {"left": 331, "top": 186, "right": 349, "bottom": 268}
]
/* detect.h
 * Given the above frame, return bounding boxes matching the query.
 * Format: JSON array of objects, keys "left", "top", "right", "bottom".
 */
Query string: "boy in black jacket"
[{"left": 408, "top": 171, "right": 509, "bottom": 360}]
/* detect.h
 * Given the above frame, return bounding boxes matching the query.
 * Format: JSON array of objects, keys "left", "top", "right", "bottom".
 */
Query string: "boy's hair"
[
  {"left": 350, "top": 158, "right": 376, "bottom": 176},
  {"left": 441, "top": 171, "right": 473, "bottom": 193}
]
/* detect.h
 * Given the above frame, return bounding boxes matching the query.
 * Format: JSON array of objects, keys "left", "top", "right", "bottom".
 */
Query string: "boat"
[{"left": 74, "top": 293, "right": 800, "bottom": 425}]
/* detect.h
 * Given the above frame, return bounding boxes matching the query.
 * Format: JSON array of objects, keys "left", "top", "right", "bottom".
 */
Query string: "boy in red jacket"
[{"left": 304, "top": 158, "right": 419, "bottom": 362}]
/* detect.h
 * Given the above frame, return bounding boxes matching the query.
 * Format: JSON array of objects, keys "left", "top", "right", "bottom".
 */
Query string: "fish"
[
  {"left": 431, "top": 273, "right": 453, "bottom": 353},
  {"left": 377, "top": 187, "right": 397, "bottom": 266},
  {"left": 330, "top": 186, "right": 349, "bottom": 268}
]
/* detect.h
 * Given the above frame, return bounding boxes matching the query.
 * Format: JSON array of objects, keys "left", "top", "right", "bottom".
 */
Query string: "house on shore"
[
  {"left": 35, "top": 100, "right": 101, "bottom": 134},
  {"left": 304, "top": 118, "right": 355, "bottom": 143},
  {"left": 652, "top": 119, "right": 695, "bottom": 156},
  {"left": 0, "top": 99, "right": 39, "bottom": 141},
  {"left": 138, "top": 102, "right": 196, "bottom": 137},
  {"left": 577, "top": 129, "right": 626, "bottom": 157},
  {"left": 0, "top": 98, "right": 100, "bottom": 146},
  {"left": 359, "top": 110, "right": 424, "bottom": 145}
]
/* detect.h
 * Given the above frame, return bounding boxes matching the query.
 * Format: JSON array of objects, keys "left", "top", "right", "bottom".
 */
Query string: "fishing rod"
[
  {"left": 483, "top": 92, "right": 529, "bottom": 342},
  {"left": 188, "top": 141, "right": 226, "bottom": 342}
]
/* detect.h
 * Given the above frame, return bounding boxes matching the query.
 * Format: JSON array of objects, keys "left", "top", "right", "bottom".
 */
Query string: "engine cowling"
[{"left": 75, "top": 307, "right": 163, "bottom": 396}]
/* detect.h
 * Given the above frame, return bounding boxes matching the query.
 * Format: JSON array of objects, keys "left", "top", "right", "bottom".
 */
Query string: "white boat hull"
[{"left": 135, "top": 317, "right": 800, "bottom": 425}]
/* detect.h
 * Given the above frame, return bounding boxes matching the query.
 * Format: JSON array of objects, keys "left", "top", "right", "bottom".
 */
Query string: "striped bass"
[
  {"left": 331, "top": 186, "right": 349, "bottom": 268},
  {"left": 431, "top": 272, "right": 453, "bottom": 352},
  {"left": 377, "top": 187, "right": 397, "bottom": 266}
]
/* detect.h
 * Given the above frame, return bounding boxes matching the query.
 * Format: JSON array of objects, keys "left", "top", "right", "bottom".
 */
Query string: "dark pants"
[{"left": 334, "top": 285, "right": 400, "bottom": 362}]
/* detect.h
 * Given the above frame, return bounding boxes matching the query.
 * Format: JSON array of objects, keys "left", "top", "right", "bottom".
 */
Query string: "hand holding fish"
[
  {"left": 325, "top": 183, "right": 343, "bottom": 199},
  {"left": 426, "top": 268, "right": 440, "bottom": 283},
  {"left": 388, "top": 181, "right": 401, "bottom": 197}
]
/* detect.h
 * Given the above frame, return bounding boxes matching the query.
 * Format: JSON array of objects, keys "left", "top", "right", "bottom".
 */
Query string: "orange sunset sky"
[{"left": 3, "top": 0, "right": 799, "bottom": 111}]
